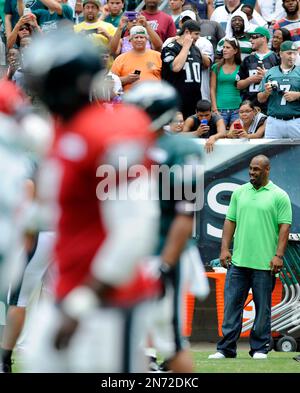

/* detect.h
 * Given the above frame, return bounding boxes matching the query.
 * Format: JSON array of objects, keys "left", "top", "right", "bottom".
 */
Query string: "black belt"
[{"left": 272, "top": 115, "right": 300, "bottom": 120}]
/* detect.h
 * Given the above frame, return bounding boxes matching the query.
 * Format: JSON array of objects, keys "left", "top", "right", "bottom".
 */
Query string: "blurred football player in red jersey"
[{"left": 22, "top": 28, "right": 161, "bottom": 373}]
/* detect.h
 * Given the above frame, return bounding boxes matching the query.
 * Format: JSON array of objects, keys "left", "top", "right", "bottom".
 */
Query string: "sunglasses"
[
  {"left": 225, "top": 37, "right": 238, "bottom": 45},
  {"left": 19, "top": 26, "right": 30, "bottom": 31},
  {"left": 250, "top": 34, "right": 264, "bottom": 39}
]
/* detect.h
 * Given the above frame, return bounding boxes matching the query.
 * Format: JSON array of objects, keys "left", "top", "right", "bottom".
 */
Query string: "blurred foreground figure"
[
  {"left": 0, "top": 79, "right": 53, "bottom": 372},
  {"left": 0, "top": 78, "right": 51, "bottom": 303},
  {"left": 0, "top": 78, "right": 54, "bottom": 372},
  {"left": 124, "top": 81, "right": 209, "bottom": 373},
  {"left": 23, "top": 29, "right": 161, "bottom": 372},
  {"left": 0, "top": 81, "right": 29, "bottom": 307}
]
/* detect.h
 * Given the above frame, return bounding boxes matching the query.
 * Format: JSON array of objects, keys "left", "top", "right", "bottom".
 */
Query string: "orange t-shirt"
[{"left": 111, "top": 49, "right": 162, "bottom": 91}]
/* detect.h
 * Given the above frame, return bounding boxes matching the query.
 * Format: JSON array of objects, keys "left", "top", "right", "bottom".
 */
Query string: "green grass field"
[
  {"left": 12, "top": 349, "right": 300, "bottom": 373},
  {"left": 192, "top": 350, "right": 300, "bottom": 373}
]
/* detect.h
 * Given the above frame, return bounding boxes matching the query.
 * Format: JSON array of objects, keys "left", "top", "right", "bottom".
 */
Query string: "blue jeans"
[
  {"left": 217, "top": 265, "right": 273, "bottom": 357},
  {"left": 219, "top": 109, "right": 239, "bottom": 128}
]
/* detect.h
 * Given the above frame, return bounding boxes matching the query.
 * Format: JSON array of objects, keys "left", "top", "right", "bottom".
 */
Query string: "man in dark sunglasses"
[
  {"left": 236, "top": 26, "right": 279, "bottom": 113},
  {"left": 250, "top": 33, "right": 263, "bottom": 39}
]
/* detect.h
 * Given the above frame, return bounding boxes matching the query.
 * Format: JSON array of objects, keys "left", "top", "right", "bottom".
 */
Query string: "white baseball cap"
[
  {"left": 180, "top": 10, "right": 197, "bottom": 21},
  {"left": 129, "top": 26, "right": 148, "bottom": 37}
]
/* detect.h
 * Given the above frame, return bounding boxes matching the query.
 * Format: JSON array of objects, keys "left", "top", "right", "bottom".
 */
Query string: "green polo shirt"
[{"left": 226, "top": 181, "right": 292, "bottom": 270}]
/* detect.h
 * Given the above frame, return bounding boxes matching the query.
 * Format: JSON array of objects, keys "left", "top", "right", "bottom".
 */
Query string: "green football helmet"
[{"left": 123, "top": 81, "right": 181, "bottom": 131}]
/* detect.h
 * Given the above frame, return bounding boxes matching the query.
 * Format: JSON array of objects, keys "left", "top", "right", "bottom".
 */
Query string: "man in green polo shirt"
[{"left": 209, "top": 154, "right": 292, "bottom": 360}]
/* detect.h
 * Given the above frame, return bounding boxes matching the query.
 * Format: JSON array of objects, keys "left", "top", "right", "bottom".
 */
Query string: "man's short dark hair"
[
  {"left": 241, "top": 4, "right": 253, "bottom": 12},
  {"left": 196, "top": 99, "right": 211, "bottom": 112},
  {"left": 178, "top": 20, "right": 201, "bottom": 36}
]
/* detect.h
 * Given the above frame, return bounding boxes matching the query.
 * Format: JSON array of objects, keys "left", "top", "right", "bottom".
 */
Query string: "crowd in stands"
[{"left": 0, "top": 0, "right": 300, "bottom": 143}]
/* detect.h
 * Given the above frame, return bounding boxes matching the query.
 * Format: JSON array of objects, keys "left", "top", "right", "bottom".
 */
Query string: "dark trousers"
[{"left": 217, "top": 265, "right": 273, "bottom": 357}]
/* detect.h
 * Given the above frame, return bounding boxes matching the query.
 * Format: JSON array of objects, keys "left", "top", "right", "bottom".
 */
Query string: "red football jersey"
[{"left": 44, "top": 104, "right": 153, "bottom": 300}]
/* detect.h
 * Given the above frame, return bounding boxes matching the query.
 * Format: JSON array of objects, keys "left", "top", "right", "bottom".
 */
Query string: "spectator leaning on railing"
[
  {"left": 227, "top": 100, "right": 266, "bottom": 139},
  {"left": 182, "top": 99, "right": 226, "bottom": 153},
  {"left": 257, "top": 40, "right": 300, "bottom": 139}
]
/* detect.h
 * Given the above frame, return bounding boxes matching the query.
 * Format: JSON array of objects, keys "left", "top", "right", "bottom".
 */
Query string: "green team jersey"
[
  {"left": 261, "top": 65, "right": 300, "bottom": 118},
  {"left": 33, "top": 4, "right": 74, "bottom": 33},
  {"left": 154, "top": 133, "right": 203, "bottom": 254},
  {"left": 104, "top": 13, "right": 123, "bottom": 28}
]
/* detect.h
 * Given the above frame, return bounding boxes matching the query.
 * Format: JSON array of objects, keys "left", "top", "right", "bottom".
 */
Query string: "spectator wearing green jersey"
[
  {"left": 100, "top": 0, "right": 124, "bottom": 28},
  {"left": 258, "top": 40, "right": 300, "bottom": 138},
  {"left": 17, "top": 0, "right": 73, "bottom": 33}
]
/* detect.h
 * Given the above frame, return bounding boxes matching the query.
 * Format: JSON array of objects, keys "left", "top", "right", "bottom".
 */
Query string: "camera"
[
  {"left": 124, "top": 11, "right": 138, "bottom": 21},
  {"left": 269, "top": 80, "right": 286, "bottom": 94},
  {"left": 270, "top": 80, "right": 279, "bottom": 91},
  {"left": 233, "top": 122, "right": 242, "bottom": 130}
]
